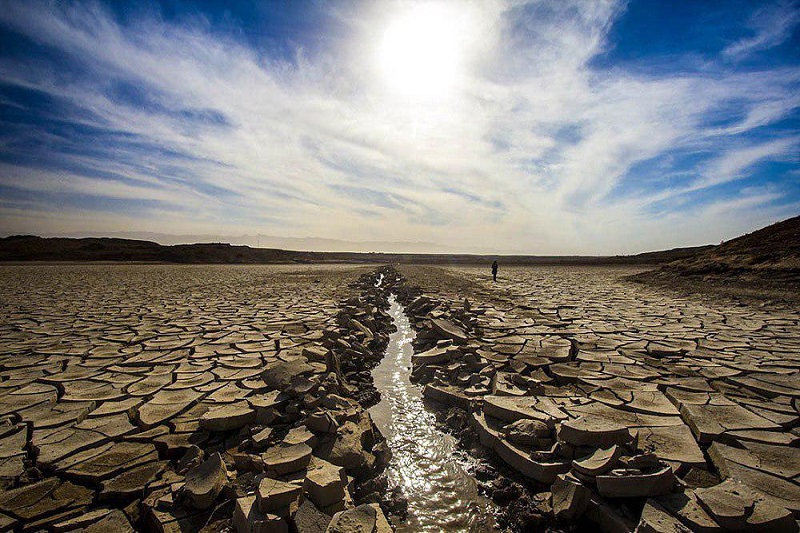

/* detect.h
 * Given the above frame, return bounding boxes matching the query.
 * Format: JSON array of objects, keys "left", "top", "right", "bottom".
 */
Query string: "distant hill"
[
  {"left": 662, "top": 215, "right": 799, "bottom": 276},
  {"left": 0, "top": 236, "right": 166, "bottom": 262},
  {"left": 0, "top": 236, "right": 324, "bottom": 263},
  {"left": 607, "top": 245, "right": 714, "bottom": 265},
  {"left": 631, "top": 215, "right": 800, "bottom": 301},
  {"left": 0, "top": 235, "right": 710, "bottom": 265},
  {"left": 50, "top": 231, "right": 461, "bottom": 254}
]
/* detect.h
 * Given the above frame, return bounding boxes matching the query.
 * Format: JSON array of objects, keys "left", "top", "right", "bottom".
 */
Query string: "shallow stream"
[{"left": 369, "top": 294, "right": 498, "bottom": 532}]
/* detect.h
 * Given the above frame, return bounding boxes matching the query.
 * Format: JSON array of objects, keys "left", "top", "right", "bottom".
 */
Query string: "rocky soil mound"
[{"left": 632, "top": 215, "right": 800, "bottom": 299}]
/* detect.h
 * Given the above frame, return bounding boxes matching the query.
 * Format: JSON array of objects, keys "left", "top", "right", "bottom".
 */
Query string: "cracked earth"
[
  {"left": 0, "top": 263, "right": 797, "bottom": 532},
  {"left": 398, "top": 265, "right": 800, "bottom": 531}
]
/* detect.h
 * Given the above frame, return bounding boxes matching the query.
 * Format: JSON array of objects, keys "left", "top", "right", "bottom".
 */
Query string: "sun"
[{"left": 378, "top": 4, "right": 464, "bottom": 99}]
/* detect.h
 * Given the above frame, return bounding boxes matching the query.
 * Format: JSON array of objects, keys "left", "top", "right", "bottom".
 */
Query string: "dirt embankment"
[{"left": 631, "top": 215, "right": 800, "bottom": 303}]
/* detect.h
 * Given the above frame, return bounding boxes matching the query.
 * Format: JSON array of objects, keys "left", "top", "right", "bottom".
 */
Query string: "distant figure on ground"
[{"left": 491, "top": 260, "right": 498, "bottom": 282}]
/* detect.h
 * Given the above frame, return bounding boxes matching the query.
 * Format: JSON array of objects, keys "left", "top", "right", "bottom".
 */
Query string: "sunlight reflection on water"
[{"left": 369, "top": 294, "right": 498, "bottom": 532}]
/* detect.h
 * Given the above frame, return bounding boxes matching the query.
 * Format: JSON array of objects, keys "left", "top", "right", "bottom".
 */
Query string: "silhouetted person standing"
[{"left": 492, "top": 260, "right": 498, "bottom": 282}]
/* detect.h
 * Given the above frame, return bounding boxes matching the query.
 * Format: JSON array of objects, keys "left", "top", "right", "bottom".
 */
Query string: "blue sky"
[{"left": 0, "top": 0, "right": 798, "bottom": 254}]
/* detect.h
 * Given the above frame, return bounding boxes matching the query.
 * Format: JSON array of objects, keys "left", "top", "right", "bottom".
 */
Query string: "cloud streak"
[{"left": 722, "top": 1, "right": 800, "bottom": 60}]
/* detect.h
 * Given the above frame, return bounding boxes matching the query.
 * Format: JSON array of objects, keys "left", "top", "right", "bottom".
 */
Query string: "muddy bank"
[
  {"left": 0, "top": 265, "right": 404, "bottom": 532},
  {"left": 390, "top": 264, "right": 800, "bottom": 533},
  {"left": 390, "top": 270, "right": 559, "bottom": 532},
  {"left": 369, "top": 291, "right": 498, "bottom": 531},
  {"left": 137, "top": 266, "right": 403, "bottom": 532}
]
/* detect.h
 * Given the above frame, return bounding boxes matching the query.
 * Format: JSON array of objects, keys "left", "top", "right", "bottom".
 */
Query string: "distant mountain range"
[
  {"left": 48, "top": 231, "right": 462, "bottom": 254},
  {"left": 0, "top": 234, "right": 712, "bottom": 265}
]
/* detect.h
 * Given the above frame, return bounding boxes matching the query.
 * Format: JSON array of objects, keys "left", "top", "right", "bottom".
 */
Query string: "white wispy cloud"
[
  {"left": 722, "top": 1, "right": 800, "bottom": 60},
  {"left": 0, "top": 0, "right": 797, "bottom": 253},
  {"left": 698, "top": 138, "right": 799, "bottom": 189}
]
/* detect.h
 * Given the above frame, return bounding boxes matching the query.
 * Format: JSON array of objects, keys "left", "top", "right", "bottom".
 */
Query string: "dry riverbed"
[
  {"left": 0, "top": 264, "right": 398, "bottom": 532},
  {"left": 397, "top": 264, "right": 800, "bottom": 532},
  {"left": 0, "top": 263, "right": 798, "bottom": 532}
]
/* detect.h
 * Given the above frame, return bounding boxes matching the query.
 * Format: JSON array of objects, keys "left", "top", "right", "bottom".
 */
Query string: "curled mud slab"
[
  {"left": 0, "top": 265, "right": 400, "bottom": 531},
  {"left": 369, "top": 294, "right": 497, "bottom": 531},
  {"left": 395, "top": 264, "right": 800, "bottom": 533}
]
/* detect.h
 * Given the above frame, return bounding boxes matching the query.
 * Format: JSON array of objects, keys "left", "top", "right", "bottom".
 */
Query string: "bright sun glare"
[{"left": 379, "top": 4, "right": 464, "bottom": 98}]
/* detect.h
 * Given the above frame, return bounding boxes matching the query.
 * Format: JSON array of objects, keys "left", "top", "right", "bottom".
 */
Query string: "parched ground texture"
[
  {"left": 0, "top": 263, "right": 798, "bottom": 532},
  {"left": 0, "top": 264, "right": 386, "bottom": 531},
  {"left": 398, "top": 264, "right": 800, "bottom": 531}
]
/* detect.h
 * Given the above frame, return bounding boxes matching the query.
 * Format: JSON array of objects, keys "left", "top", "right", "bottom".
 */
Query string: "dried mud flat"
[
  {"left": 398, "top": 265, "right": 800, "bottom": 532},
  {"left": 0, "top": 264, "right": 398, "bottom": 532},
  {"left": 0, "top": 263, "right": 798, "bottom": 532}
]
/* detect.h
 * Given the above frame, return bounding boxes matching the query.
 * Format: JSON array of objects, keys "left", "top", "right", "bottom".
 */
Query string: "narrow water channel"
[{"left": 369, "top": 294, "right": 498, "bottom": 532}]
